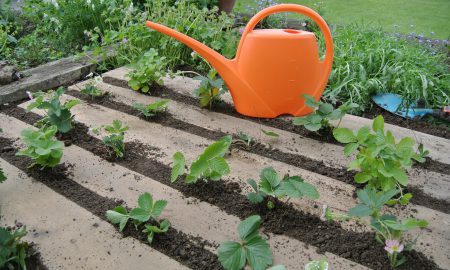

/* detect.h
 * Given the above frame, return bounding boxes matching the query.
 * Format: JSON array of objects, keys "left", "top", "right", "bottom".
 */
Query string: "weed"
[
  {"left": 127, "top": 48, "right": 167, "bottom": 93},
  {"left": 0, "top": 167, "right": 5, "bottom": 183},
  {"left": 16, "top": 125, "right": 64, "bottom": 168},
  {"left": 106, "top": 192, "right": 169, "bottom": 244},
  {"left": 171, "top": 135, "right": 232, "bottom": 183},
  {"left": 0, "top": 226, "right": 31, "bottom": 270},
  {"left": 233, "top": 132, "right": 254, "bottom": 149},
  {"left": 193, "top": 69, "right": 227, "bottom": 109},
  {"left": 247, "top": 167, "right": 319, "bottom": 209},
  {"left": 27, "top": 87, "right": 80, "bottom": 133},
  {"left": 132, "top": 100, "right": 169, "bottom": 117}
]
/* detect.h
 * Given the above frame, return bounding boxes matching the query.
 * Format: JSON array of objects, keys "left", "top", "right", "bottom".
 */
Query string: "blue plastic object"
[{"left": 371, "top": 93, "right": 434, "bottom": 119}]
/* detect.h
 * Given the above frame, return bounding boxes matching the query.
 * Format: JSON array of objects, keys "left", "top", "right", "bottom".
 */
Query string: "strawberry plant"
[
  {"left": 218, "top": 215, "right": 283, "bottom": 270},
  {"left": 333, "top": 115, "right": 427, "bottom": 198},
  {"left": 293, "top": 94, "right": 358, "bottom": 132},
  {"left": 247, "top": 167, "right": 319, "bottom": 209},
  {"left": 27, "top": 87, "right": 80, "bottom": 133},
  {"left": 132, "top": 100, "right": 169, "bottom": 117},
  {"left": 0, "top": 226, "right": 31, "bottom": 270},
  {"left": 193, "top": 68, "right": 227, "bottom": 109},
  {"left": 233, "top": 132, "right": 254, "bottom": 149},
  {"left": 16, "top": 125, "right": 64, "bottom": 168},
  {"left": 171, "top": 135, "right": 232, "bottom": 184},
  {"left": 80, "top": 73, "right": 103, "bottom": 99},
  {"left": 106, "top": 192, "right": 169, "bottom": 244},
  {"left": 127, "top": 49, "right": 167, "bottom": 93},
  {"left": 94, "top": 120, "right": 129, "bottom": 158}
]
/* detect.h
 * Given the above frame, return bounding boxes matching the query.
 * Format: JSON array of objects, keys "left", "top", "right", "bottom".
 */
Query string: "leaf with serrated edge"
[
  {"left": 152, "top": 200, "right": 167, "bottom": 218},
  {"left": 171, "top": 152, "right": 185, "bottom": 182},
  {"left": 245, "top": 235, "right": 273, "bottom": 270},
  {"left": 238, "top": 215, "right": 261, "bottom": 241},
  {"left": 218, "top": 241, "right": 246, "bottom": 270}
]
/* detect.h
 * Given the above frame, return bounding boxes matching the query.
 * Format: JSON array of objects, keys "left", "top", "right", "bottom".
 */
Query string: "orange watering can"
[{"left": 146, "top": 4, "right": 333, "bottom": 118}]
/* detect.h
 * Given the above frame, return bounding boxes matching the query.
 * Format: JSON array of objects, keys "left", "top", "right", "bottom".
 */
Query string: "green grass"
[{"left": 236, "top": 0, "right": 450, "bottom": 39}]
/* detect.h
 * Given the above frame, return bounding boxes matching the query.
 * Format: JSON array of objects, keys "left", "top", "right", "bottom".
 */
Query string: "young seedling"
[
  {"left": 193, "top": 68, "right": 227, "bottom": 109},
  {"left": 293, "top": 94, "right": 358, "bottom": 132},
  {"left": 128, "top": 48, "right": 167, "bottom": 93},
  {"left": 94, "top": 120, "right": 129, "bottom": 158},
  {"left": 132, "top": 100, "right": 169, "bottom": 117},
  {"left": 218, "top": 215, "right": 276, "bottom": 270},
  {"left": 106, "top": 192, "right": 169, "bottom": 244},
  {"left": 233, "top": 132, "right": 254, "bottom": 149},
  {"left": 171, "top": 135, "right": 232, "bottom": 184},
  {"left": 247, "top": 167, "right": 319, "bottom": 209},
  {"left": 0, "top": 226, "right": 30, "bottom": 270},
  {"left": 80, "top": 73, "right": 103, "bottom": 99},
  {"left": 333, "top": 115, "right": 428, "bottom": 201},
  {"left": 27, "top": 87, "right": 80, "bottom": 133},
  {"left": 16, "top": 125, "right": 64, "bottom": 168}
]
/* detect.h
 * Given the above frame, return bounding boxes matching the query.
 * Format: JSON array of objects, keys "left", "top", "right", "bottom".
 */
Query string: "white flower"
[
  {"left": 93, "top": 76, "right": 103, "bottom": 85},
  {"left": 86, "top": 72, "right": 94, "bottom": 78},
  {"left": 91, "top": 4, "right": 95, "bottom": 10},
  {"left": 26, "top": 91, "right": 33, "bottom": 100},
  {"left": 86, "top": 0, "right": 91, "bottom": 5}
]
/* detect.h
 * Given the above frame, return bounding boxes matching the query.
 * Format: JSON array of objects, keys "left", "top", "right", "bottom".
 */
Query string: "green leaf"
[
  {"left": 304, "top": 122, "right": 322, "bottom": 132},
  {"left": 390, "top": 167, "right": 408, "bottom": 186},
  {"left": 260, "top": 167, "right": 280, "bottom": 188},
  {"left": 292, "top": 117, "right": 309, "bottom": 126},
  {"left": 218, "top": 241, "right": 246, "bottom": 270},
  {"left": 333, "top": 128, "right": 356, "bottom": 143},
  {"left": 303, "top": 94, "right": 318, "bottom": 108},
  {"left": 384, "top": 218, "right": 428, "bottom": 231},
  {"left": 261, "top": 129, "right": 279, "bottom": 137},
  {"left": 106, "top": 206, "right": 129, "bottom": 232},
  {"left": 343, "top": 142, "right": 359, "bottom": 156},
  {"left": 396, "top": 137, "right": 415, "bottom": 157},
  {"left": 129, "top": 208, "right": 151, "bottom": 223},
  {"left": 372, "top": 115, "right": 384, "bottom": 132},
  {"left": 138, "top": 192, "right": 153, "bottom": 212},
  {"left": 348, "top": 204, "right": 373, "bottom": 217},
  {"left": 245, "top": 235, "right": 273, "bottom": 270},
  {"left": 357, "top": 126, "right": 371, "bottom": 142},
  {"left": 247, "top": 178, "right": 258, "bottom": 192},
  {"left": 375, "top": 188, "right": 399, "bottom": 208},
  {"left": 247, "top": 192, "right": 265, "bottom": 204},
  {"left": 354, "top": 172, "right": 372, "bottom": 183},
  {"left": 238, "top": 215, "right": 261, "bottom": 241},
  {"left": 171, "top": 152, "right": 185, "bottom": 182},
  {"left": 208, "top": 156, "right": 230, "bottom": 176},
  {"left": 152, "top": 200, "right": 167, "bottom": 218},
  {"left": 291, "top": 180, "right": 320, "bottom": 200},
  {"left": 318, "top": 103, "right": 333, "bottom": 115},
  {"left": 0, "top": 168, "right": 6, "bottom": 183}
]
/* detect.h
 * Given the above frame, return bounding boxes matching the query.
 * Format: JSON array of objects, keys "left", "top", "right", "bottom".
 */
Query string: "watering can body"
[{"left": 146, "top": 4, "right": 334, "bottom": 118}]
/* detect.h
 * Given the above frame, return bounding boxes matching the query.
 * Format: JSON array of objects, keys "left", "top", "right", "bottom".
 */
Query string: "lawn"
[{"left": 236, "top": 0, "right": 450, "bottom": 39}]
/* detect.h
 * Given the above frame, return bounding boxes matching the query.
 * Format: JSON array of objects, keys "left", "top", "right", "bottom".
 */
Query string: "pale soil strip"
[
  {"left": 102, "top": 67, "right": 450, "bottom": 165},
  {"left": 0, "top": 158, "right": 188, "bottom": 270},
  {"left": 0, "top": 114, "right": 367, "bottom": 270},
  {"left": 16, "top": 96, "right": 450, "bottom": 268},
  {"left": 69, "top": 79, "right": 450, "bottom": 202}
]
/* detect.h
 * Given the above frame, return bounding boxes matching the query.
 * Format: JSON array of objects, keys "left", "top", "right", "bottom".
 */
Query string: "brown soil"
[
  {"left": 3, "top": 113, "right": 436, "bottom": 270},
  {"left": 0, "top": 137, "right": 222, "bottom": 270},
  {"left": 64, "top": 90, "right": 450, "bottom": 214}
]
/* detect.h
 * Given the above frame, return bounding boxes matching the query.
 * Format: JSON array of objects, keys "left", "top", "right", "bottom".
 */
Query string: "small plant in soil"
[
  {"left": 80, "top": 74, "right": 104, "bottom": 99},
  {"left": 218, "top": 215, "right": 283, "bottom": 270},
  {"left": 106, "top": 192, "right": 169, "bottom": 244},
  {"left": 16, "top": 125, "right": 64, "bottom": 169},
  {"left": 27, "top": 87, "right": 80, "bottom": 133},
  {"left": 132, "top": 100, "right": 169, "bottom": 117},
  {"left": 0, "top": 167, "right": 5, "bottom": 183},
  {"left": 305, "top": 259, "right": 328, "bottom": 270},
  {"left": 193, "top": 68, "right": 227, "bottom": 109},
  {"left": 233, "top": 132, "right": 255, "bottom": 149},
  {"left": 247, "top": 167, "right": 319, "bottom": 209},
  {"left": 332, "top": 187, "right": 428, "bottom": 268},
  {"left": 171, "top": 135, "right": 232, "bottom": 184},
  {"left": 0, "top": 225, "right": 32, "bottom": 270},
  {"left": 333, "top": 115, "right": 428, "bottom": 202},
  {"left": 293, "top": 94, "right": 358, "bottom": 132},
  {"left": 127, "top": 48, "right": 167, "bottom": 93},
  {"left": 93, "top": 120, "right": 129, "bottom": 158}
]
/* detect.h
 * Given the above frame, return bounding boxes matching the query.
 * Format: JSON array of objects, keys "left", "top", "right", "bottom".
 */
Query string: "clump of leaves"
[
  {"left": 133, "top": 100, "right": 169, "bottom": 117},
  {"left": 305, "top": 259, "right": 329, "bottom": 270},
  {"left": 218, "top": 215, "right": 281, "bottom": 270},
  {"left": 106, "top": 192, "right": 169, "bottom": 244},
  {"left": 333, "top": 115, "right": 428, "bottom": 198},
  {"left": 247, "top": 167, "right": 319, "bottom": 209},
  {"left": 0, "top": 226, "right": 31, "bottom": 270},
  {"left": 171, "top": 135, "right": 232, "bottom": 184},
  {"left": 293, "top": 94, "right": 358, "bottom": 132},
  {"left": 27, "top": 87, "right": 80, "bottom": 133},
  {"left": 16, "top": 125, "right": 64, "bottom": 168},
  {"left": 94, "top": 120, "right": 129, "bottom": 158},
  {"left": 80, "top": 73, "right": 103, "bottom": 99},
  {"left": 127, "top": 48, "right": 167, "bottom": 93},
  {"left": 339, "top": 187, "right": 427, "bottom": 268},
  {"left": 193, "top": 69, "right": 227, "bottom": 109}
]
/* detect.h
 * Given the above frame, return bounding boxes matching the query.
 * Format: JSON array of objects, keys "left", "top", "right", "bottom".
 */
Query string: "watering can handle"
[{"left": 237, "top": 4, "right": 333, "bottom": 69}]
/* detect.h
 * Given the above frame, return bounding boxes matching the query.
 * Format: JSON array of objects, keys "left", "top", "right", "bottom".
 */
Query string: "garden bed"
[{"left": 1, "top": 68, "right": 449, "bottom": 269}]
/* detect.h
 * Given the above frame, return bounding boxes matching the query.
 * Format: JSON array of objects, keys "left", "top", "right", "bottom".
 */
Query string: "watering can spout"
[{"left": 145, "top": 21, "right": 236, "bottom": 79}]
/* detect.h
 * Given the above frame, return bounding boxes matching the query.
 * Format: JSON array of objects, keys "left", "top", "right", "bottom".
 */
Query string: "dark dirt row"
[
  {"left": 0, "top": 138, "right": 222, "bottom": 270},
  {"left": 64, "top": 90, "right": 450, "bottom": 214},
  {"left": 0, "top": 106, "right": 439, "bottom": 270}
]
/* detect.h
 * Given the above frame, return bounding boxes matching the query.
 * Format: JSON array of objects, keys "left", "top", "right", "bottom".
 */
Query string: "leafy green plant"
[
  {"left": 247, "top": 167, "right": 319, "bottom": 209},
  {"left": 171, "top": 135, "right": 232, "bottom": 183},
  {"left": 348, "top": 187, "right": 427, "bottom": 267},
  {"left": 127, "top": 48, "right": 167, "bottom": 93},
  {"left": 333, "top": 115, "right": 427, "bottom": 196},
  {"left": 106, "top": 192, "right": 169, "bottom": 244},
  {"left": 194, "top": 69, "right": 227, "bottom": 109},
  {"left": 80, "top": 74, "right": 103, "bottom": 99},
  {"left": 132, "top": 100, "right": 169, "bottom": 117},
  {"left": 94, "top": 120, "right": 129, "bottom": 158},
  {"left": 16, "top": 125, "right": 64, "bottom": 168},
  {"left": 218, "top": 215, "right": 275, "bottom": 270},
  {"left": 27, "top": 87, "right": 80, "bottom": 133},
  {"left": 0, "top": 226, "right": 31, "bottom": 270},
  {"left": 0, "top": 167, "right": 5, "bottom": 183},
  {"left": 293, "top": 94, "right": 358, "bottom": 132},
  {"left": 305, "top": 259, "right": 329, "bottom": 270}
]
